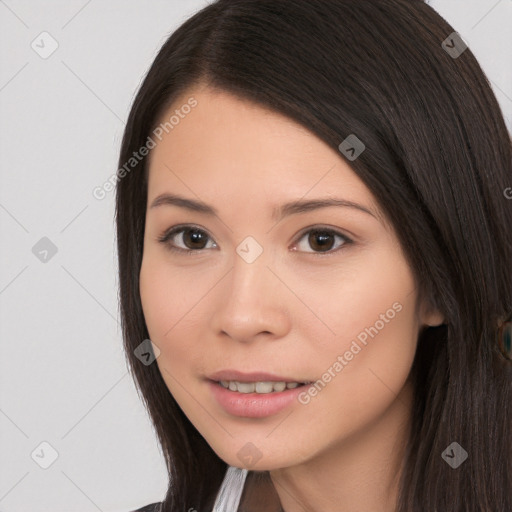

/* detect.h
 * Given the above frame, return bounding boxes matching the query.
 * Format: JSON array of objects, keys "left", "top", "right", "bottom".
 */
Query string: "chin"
[{"left": 209, "top": 437, "right": 312, "bottom": 472}]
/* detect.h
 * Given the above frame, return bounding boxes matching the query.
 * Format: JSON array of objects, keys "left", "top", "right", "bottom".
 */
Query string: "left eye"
[
  {"left": 294, "top": 228, "right": 351, "bottom": 254},
  {"left": 157, "top": 225, "right": 352, "bottom": 255}
]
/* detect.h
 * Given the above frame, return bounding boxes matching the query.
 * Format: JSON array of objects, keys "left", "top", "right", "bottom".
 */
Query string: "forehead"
[{"left": 146, "top": 86, "right": 377, "bottom": 216}]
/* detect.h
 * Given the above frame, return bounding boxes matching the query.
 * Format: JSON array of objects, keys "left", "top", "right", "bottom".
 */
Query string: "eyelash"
[{"left": 156, "top": 224, "right": 353, "bottom": 257}]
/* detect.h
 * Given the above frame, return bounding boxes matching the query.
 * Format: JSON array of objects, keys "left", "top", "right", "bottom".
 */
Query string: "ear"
[{"left": 418, "top": 299, "right": 445, "bottom": 328}]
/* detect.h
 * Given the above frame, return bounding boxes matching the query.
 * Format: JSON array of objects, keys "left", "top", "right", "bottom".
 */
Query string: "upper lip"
[{"left": 207, "top": 369, "right": 307, "bottom": 383}]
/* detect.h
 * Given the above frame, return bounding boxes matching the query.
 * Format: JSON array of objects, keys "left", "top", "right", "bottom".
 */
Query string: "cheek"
[
  {"left": 297, "top": 265, "right": 419, "bottom": 429},
  {"left": 314, "top": 313, "right": 417, "bottom": 438},
  {"left": 296, "top": 247, "right": 418, "bottom": 376},
  {"left": 294, "top": 246, "right": 417, "bottom": 355},
  {"left": 139, "top": 259, "right": 198, "bottom": 411},
  {"left": 139, "top": 254, "right": 207, "bottom": 376},
  {"left": 139, "top": 261, "right": 170, "bottom": 340},
  {"left": 140, "top": 252, "right": 194, "bottom": 338}
]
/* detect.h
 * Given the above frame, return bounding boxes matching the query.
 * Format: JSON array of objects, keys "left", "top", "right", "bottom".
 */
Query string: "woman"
[{"left": 116, "top": 0, "right": 512, "bottom": 511}]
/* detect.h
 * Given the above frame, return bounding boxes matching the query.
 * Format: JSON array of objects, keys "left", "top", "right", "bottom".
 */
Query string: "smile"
[{"left": 208, "top": 379, "right": 314, "bottom": 418}]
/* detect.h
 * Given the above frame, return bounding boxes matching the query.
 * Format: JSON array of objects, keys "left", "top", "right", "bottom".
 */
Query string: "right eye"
[{"left": 157, "top": 225, "right": 217, "bottom": 255}]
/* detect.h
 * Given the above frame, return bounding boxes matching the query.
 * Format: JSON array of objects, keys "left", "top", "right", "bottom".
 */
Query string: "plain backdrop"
[{"left": 0, "top": 1, "right": 510, "bottom": 511}]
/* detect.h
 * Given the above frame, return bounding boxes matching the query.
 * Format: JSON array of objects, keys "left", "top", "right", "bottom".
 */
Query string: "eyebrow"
[{"left": 149, "top": 193, "right": 379, "bottom": 222}]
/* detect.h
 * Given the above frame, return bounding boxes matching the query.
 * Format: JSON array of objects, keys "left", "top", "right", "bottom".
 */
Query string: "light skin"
[{"left": 139, "top": 83, "right": 444, "bottom": 512}]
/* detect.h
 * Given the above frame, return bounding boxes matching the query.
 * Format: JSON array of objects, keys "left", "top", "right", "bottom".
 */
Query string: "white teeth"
[
  {"left": 255, "top": 381, "right": 274, "bottom": 393},
  {"left": 219, "top": 380, "right": 305, "bottom": 393},
  {"left": 273, "top": 381, "right": 287, "bottom": 392},
  {"left": 237, "top": 382, "right": 256, "bottom": 393}
]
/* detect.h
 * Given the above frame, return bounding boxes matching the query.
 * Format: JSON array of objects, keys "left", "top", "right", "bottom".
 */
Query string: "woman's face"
[{"left": 139, "top": 84, "right": 443, "bottom": 471}]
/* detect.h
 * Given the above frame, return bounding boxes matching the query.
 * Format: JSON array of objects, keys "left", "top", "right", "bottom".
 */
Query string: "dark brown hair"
[{"left": 115, "top": 1, "right": 512, "bottom": 510}]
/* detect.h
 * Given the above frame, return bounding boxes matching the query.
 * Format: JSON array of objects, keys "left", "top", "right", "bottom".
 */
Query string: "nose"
[{"left": 210, "top": 248, "right": 292, "bottom": 344}]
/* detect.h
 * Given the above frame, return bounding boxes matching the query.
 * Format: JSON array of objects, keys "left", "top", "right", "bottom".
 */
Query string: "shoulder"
[{"left": 130, "top": 503, "right": 163, "bottom": 512}]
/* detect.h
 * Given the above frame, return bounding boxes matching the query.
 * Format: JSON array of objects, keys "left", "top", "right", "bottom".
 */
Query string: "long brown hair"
[{"left": 115, "top": 1, "right": 512, "bottom": 510}]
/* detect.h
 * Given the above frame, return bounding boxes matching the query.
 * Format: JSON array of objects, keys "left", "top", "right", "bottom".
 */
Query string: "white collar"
[{"left": 212, "top": 466, "right": 249, "bottom": 512}]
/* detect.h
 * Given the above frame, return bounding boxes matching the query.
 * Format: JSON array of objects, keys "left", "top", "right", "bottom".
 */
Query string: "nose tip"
[{"left": 211, "top": 256, "right": 291, "bottom": 343}]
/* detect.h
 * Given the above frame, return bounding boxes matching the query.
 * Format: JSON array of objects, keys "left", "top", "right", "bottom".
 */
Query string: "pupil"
[
  {"left": 309, "top": 231, "right": 334, "bottom": 252},
  {"left": 185, "top": 229, "right": 206, "bottom": 249}
]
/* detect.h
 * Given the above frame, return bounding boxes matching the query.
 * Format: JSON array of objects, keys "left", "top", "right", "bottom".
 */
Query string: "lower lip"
[{"left": 207, "top": 380, "right": 310, "bottom": 418}]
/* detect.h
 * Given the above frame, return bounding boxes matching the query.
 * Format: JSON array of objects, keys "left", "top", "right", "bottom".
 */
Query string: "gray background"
[{"left": 0, "top": 1, "right": 510, "bottom": 511}]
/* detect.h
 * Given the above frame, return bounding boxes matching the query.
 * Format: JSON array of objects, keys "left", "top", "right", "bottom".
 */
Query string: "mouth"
[{"left": 206, "top": 371, "right": 315, "bottom": 418}]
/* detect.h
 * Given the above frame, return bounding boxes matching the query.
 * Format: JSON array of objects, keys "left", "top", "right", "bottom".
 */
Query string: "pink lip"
[
  {"left": 207, "top": 369, "right": 306, "bottom": 383},
  {"left": 207, "top": 380, "right": 310, "bottom": 418}
]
